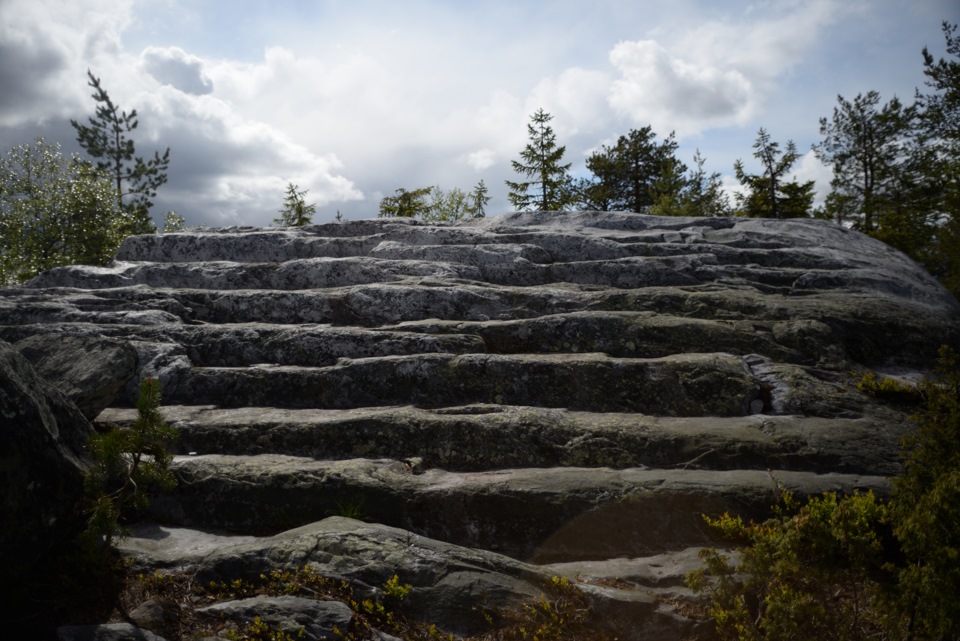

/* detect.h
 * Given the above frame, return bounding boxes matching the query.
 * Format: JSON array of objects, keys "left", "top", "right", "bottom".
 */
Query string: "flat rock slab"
[
  {"left": 151, "top": 454, "right": 889, "bottom": 561},
  {"left": 98, "top": 403, "right": 908, "bottom": 475}
]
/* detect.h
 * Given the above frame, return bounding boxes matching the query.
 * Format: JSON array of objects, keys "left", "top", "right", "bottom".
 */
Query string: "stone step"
[
  {"left": 160, "top": 352, "right": 760, "bottom": 415},
  {"left": 25, "top": 252, "right": 909, "bottom": 294},
  {"left": 4, "top": 282, "right": 951, "bottom": 368},
  {"left": 115, "top": 218, "right": 895, "bottom": 278},
  {"left": 97, "top": 404, "right": 907, "bottom": 477},
  {"left": 25, "top": 254, "right": 733, "bottom": 291},
  {"left": 148, "top": 454, "right": 890, "bottom": 563},
  {"left": 0, "top": 311, "right": 818, "bottom": 366}
]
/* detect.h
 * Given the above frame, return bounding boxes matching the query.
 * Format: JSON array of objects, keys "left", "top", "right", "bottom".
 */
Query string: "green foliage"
[
  {"left": 687, "top": 490, "right": 897, "bottom": 641},
  {"left": 0, "top": 138, "right": 131, "bottom": 285},
  {"left": 379, "top": 186, "right": 434, "bottom": 218},
  {"left": 478, "top": 575, "right": 611, "bottom": 641},
  {"left": 650, "top": 149, "right": 731, "bottom": 217},
  {"left": 380, "top": 181, "right": 488, "bottom": 222},
  {"left": 856, "top": 371, "right": 924, "bottom": 405},
  {"left": 273, "top": 182, "right": 316, "bottom": 226},
  {"left": 814, "top": 91, "right": 915, "bottom": 235},
  {"left": 689, "top": 346, "right": 960, "bottom": 641},
  {"left": 581, "top": 126, "right": 683, "bottom": 213},
  {"left": 915, "top": 22, "right": 960, "bottom": 300},
  {"left": 890, "top": 346, "right": 960, "bottom": 641},
  {"left": 71, "top": 70, "right": 169, "bottom": 234},
  {"left": 734, "top": 128, "right": 814, "bottom": 219},
  {"left": 334, "top": 497, "right": 366, "bottom": 520},
  {"left": 506, "top": 109, "right": 575, "bottom": 211},
  {"left": 223, "top": 616, "right": 305, "bottom": 641},
  {"left": 84, "top": 377, "right": 177, "bottom": 547},
  {"left": 162, "top": 211, "right": 186, "bottom": 233},
  {"left": 423, "top": 184, "right": 485, "bottom": 222}
]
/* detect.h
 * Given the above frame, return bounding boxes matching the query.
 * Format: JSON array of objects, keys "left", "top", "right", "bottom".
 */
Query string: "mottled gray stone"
[{"left": 15, "top": 334, "right": 137, "bottom": 419}]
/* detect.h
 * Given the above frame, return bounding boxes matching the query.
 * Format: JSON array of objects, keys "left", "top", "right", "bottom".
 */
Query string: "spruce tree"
[
  {"left": 734, "top": 128, "right": 814, "bottom": 219},
  {"left": 506, "top": 109, "right": 573, "bottom": 211}
]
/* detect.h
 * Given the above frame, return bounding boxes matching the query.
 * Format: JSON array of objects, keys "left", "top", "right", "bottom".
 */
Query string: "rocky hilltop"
[{"left": 3, "top": 210, "right": 959, "bottom": 640}]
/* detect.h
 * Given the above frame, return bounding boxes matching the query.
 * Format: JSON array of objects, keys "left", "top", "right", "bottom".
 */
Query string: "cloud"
[
  {"left": 677, "top": 0, "right": 855, "bottom": 81},
  {"left": 138, "top": 88, "right": 362, "bottom": 225},
  {"left": 793, "top": 149, "right": 833, "bottom": 206},
  {"left": 465, "top": 149, "right": 496, "bottom": 171},
  {"left": 0, "top": 0, "right": 134, "bottom": 125},
  {"left": 140, "top": 46, "right": 213, "bottom": 95},
  {"left": 608, "top": 40, "right": 755, "bottom": 136}
]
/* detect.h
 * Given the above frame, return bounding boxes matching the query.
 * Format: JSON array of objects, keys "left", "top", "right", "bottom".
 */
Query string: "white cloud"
[
  {"left": 137, "top": 88, "right": 362, "bottom": 224},
  {"left": 794, "top": 149, "right": 834, "bottom": 207},
  {"left": 465, "top": 149, "right": 496, "bottom": 171},
  {"left": 140, "top": 46, "right": 213, "bottom": 95},
  {"left": 608, "top": 40, "right": 755, "bottom": 136},
  {"left": 527, "top": 67, "right": 612, "bottom": 136},
  {"left": 677, "top": 0, "right": 857, "bottom": 81}
]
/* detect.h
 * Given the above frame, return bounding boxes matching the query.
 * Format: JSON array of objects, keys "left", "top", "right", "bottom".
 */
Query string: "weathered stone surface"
[
  {"left": 119, "top": 517, "right": 704, "bottom": 639},
  {"left": 0, "top": 340, "right": 94, "bottom": 578},
  {"left": 3, "top": 211, "right": 959, "bottom": 639},
  {"left": 147, "top": 453, "right": 887, "bottom": 561},
  {"left": 99, "top": 404, "right": 909, "bottom": 475},
  {"left": 14, "top": 334, "right": 137, "bottom": 419},
  {"left": 199, "top": 596, "right": 353, "bottom": 641}
]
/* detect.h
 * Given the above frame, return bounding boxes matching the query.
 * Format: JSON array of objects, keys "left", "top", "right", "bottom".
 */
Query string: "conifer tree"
[
  {"left": 734, "top": 128, "right": 814, "bottom": 219},
  {"left": 814, "top": 91, "right": 919, "bottom": 233},
  {"left": 274, "top": 182, "right": 316, "bottom": 226},
  {"left": 71, "top": 70, "right": 170, "bottom": 234},
  {"left": 378, "top": 187, "right": 433, "bottom": 218},
  {"left": 506, "top": 109, "right": 573, "bottom": 211},
  {"left": 583, "top": 127, "right": 682, "bottom": 213}
]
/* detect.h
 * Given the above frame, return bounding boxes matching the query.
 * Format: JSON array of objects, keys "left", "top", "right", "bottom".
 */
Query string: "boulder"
[
  {"left": 120, "top": 517, "right": 704, "bottom": 640},
  {"left": 14, "top": 334, "right": 137, "bottom": 420},
  {"left": 0, "top": 340, "right": 94, "bottom": 580}
]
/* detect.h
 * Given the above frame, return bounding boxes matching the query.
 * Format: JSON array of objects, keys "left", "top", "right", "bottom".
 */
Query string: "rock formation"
[
  {"left": 3, "top": 210, "right": 959, "bottom": 640},
  {"left": 0, "top": 340, "right": 95, "bottom": 581}
]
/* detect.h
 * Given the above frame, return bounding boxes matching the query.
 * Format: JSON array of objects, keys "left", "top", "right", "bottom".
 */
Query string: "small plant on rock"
[{"left": 84, "top": 377, "right": 177, "bottom": 546}]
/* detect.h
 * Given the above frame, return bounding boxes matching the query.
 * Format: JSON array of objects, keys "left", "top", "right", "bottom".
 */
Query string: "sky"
[{"left": 0, "top": 0, "right": 957, "bottom": 227}]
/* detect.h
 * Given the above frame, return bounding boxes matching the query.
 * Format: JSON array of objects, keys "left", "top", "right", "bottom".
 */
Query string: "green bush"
[
  {"left": 84, "top": 377, "right": 177, "bottom": 546},
  {"left": 689, "top": 346, "right": 960, "bottom": 641}
]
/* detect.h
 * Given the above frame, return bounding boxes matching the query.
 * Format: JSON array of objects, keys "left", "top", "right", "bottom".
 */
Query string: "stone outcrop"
[
  {"left": 2, "top": 210, "right": 959, "bottom": 639},
  {"left": 0, "top": 340, "right": 95, "bottom": 580},
  {"left": 14, "top": 334, "right": 137, "bottom": 420}
]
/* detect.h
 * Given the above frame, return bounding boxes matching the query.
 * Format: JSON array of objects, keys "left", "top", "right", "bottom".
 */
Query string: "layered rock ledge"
[{"left": 4, "top": 211, "right": 959, "bottom": 639}]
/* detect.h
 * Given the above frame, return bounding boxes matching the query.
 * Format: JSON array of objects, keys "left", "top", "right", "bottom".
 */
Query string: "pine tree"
[
  {"left": 70, "top": 70, "right": 170, "bottom": 235},
  {"left": 506, "top": 109, "right": 573, "bottom": 211},
  {"left": 583, "top": 127, "right": 682, "bottom": 213},
  {"left": 916, "top": 22, "right": 960, "bottom": 299},
  {"left": 814, "top": 91, "right": 920, "bottom": 233}
]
